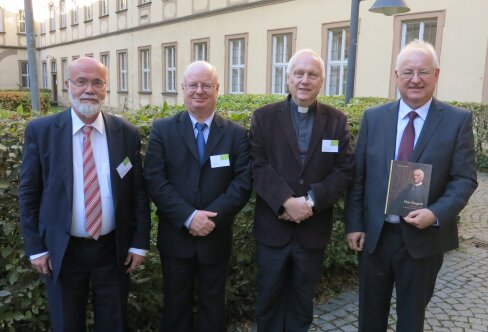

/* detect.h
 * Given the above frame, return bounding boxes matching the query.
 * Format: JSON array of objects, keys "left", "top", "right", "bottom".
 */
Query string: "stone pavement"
[
  {"left": 240, "top": 172, "right": 488, "bottom": 332},
  {"left": 310, "top": 172, "right": 488, "bottom": 332}
]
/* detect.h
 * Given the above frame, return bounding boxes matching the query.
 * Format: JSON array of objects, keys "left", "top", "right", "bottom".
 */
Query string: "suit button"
[{"left": 299, "top": 179, "right": 304, "bottom": 184}]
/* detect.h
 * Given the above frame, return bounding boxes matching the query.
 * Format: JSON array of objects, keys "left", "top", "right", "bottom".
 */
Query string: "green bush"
[
  {"left": 1, "top": 95, "right": 486, "bottom": 330},
  {"left": 0, "top": 90, "right": 51, "bottom": 114}
]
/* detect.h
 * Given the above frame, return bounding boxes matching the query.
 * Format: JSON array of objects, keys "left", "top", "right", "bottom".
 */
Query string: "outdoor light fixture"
[
  {"left": 345, "top": 0, "right": 411, "bottom": 103},
  {"left": 369, "top": 0, "right": 410, "bottom": 16}
]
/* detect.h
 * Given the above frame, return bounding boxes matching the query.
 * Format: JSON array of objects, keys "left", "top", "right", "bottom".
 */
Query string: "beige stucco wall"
[{"left": 1, "top": 0, "right": 487, "bottom": 109}]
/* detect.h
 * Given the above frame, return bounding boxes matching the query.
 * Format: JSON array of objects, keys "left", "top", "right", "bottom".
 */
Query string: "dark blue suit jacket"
[
  {"left": 345, "top": 99, "right": 478, "bottom": 258},
  {"left": 144, "top": 111, "right": 251, "bottom": 264},
  {"left": 19, "top": 109, "right": 151, "bottom": 282}
]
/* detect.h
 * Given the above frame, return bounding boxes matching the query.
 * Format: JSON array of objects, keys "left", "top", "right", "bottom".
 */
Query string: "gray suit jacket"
[{"left": 345, "top": 99, "right": 478, "bottom": 258}]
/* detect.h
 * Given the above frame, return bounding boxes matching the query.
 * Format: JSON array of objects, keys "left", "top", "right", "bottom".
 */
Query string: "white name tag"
[
  {"left": 116, "top": 157, "right": 132, "bottom": 178},
  {"left": 210, "top": 154, "right": 230, "bottom": 168},
  {"left": 322, "top": 139, "right": 339, "bottom": 153}
]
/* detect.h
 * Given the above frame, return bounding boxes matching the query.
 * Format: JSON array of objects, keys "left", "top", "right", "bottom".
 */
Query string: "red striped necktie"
[{"left": 82, "top": 125, "right": 102, "bottom": 240}]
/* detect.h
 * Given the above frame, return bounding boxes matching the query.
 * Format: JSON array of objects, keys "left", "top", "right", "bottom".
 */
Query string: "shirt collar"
[
  {"left": 188, "top": 111, "right": 214, "bottom": 130},
  {"left": 399, "top": 98, "right": 432, "bottom": 122},
  {"left": 71, "top": 109, "right": 105, "bottom": 136}
]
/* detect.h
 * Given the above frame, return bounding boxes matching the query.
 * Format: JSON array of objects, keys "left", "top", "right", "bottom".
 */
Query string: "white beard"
[{"left": 69, "top": 90, "right": 103, "bottom": 118}]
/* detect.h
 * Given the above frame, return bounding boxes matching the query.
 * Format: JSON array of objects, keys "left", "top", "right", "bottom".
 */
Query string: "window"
[
  {"left": 61, "top": 58, "right": 68, "bottom": 90},
  {"left": 139, "top": 0, "right": 151, "bottom": 4},
  {"left": 322, "top": 23, "right": 349, "bottom": 96},
  {"left": 49, "top": 4, "right": 56, "bottom": 31},
  {"left": 139, "top": 47, "right": 151, "bottom": 92},
  {"left": 100, "top": 0, "right": 109, "bottom": 16},
  {"left": 0, "top": 6, "right": 5, "bottom": 33},
  {"left": 162, "top": 43, "right": 177, "bottom": 93},
  {"left": 59, "top": 0, "right": 66, "bottom": 28},
  {"left": 42, "top": 61, "right": 48, "bottom": 89},
  {"left": 40, "top": 20, "right": 46, "bottom": 34},
  {"left": 51, "top": 60, "right": 57, "bottom": 73},
  {"left": 18, "top": 10, "right": 26, "bottom": 33},
  {"left": 117, "top": 50, "right": 128, "bottom": 92},
  {"left": 117, "top": 0, "right": 127, "bottom": 11},
  {"left": 84, "top": 3, "right": 93, "bottom": 21},
  {"left": 267, "top": 29, "right": 296, "bottom": 94},
  {"left": 100, "top": 52, "right": 110, "bottom": 90},
  {"left": 72, "top": 55, "right": 79, "bottom": 61},
  {"left": 225, "top": 34, "right": 248, "bottom": 94},
  {"left": 20, "top": 61, "right": 29, "bottom": 88},
  {"left": 71, "top": 0, "right": 78, "bottom": 25},
  {"left": 390, "top": 11, "right": 445, "bottom": 98},
  {"left": 191, "top": 38, "right": 209, "bottom": 61}
]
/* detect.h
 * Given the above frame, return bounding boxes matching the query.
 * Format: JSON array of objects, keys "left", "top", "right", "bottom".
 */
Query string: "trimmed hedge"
[
  {"left": 1, "top": 95, "right": 486, "bottom": 331},
  {"left": 0, "top": 90, "right": 52, "bottom": 114}
]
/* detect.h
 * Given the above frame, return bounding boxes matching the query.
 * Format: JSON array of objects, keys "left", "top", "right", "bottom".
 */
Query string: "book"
[{"left": 384, "top": 160, "right": 432, "bottom": 216}]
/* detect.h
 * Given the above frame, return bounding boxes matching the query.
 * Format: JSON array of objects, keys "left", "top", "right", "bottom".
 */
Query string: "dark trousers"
[
  {"left": 358, "top": 223, "right": 443, "bottom": 332},
  {"left": 46, "top": 232, "right": 126, "bottom": 332},
  {"left": 160, "top": 254, "right": 229, "bottom": 332},
  {"left": 255, "top": 239, "right": 325, "bottom": 332}
]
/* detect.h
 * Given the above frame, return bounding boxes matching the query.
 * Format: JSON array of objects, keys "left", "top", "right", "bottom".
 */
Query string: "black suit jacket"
[
  {"left": 250, "top": 96, "right": 354, "bottom": 249},
  {"left": 144, "top": 111, "right": 251, "bottom": 264},
  {"left": 345, "top": 99, "right": 478, "bottom": 258},
  {"left": 19, "top": 109, "right": 151, "bottom": 282}
]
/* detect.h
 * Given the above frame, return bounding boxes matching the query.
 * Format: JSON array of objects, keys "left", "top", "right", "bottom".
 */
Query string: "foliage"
[
  {"left": 1, "top": 95, "right": 487, "bottom": 330},
  {"left": 0, "top": 90, "right": 51, "bottom": 114}
]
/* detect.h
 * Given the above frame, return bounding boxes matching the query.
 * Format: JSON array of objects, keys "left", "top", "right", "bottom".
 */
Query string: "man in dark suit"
[
  {"left": 345, "top": 40, "right": 478, "bottom": 332},
  {"left": 19, "top": 57, "right": 151, "bottom": 331},
  {"left": 250, "top": 49, "right": 354, "bottom": 331},
  {"left": 144, "top": 61, "right": 251, "bottom": 332}
]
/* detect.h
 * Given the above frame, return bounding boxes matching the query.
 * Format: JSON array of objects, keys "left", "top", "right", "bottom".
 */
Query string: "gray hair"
[
  {"left": 396, "top": 40, "right": 439, "bottom": 70},
  {"left": 286, "top": 49, "right": 325, "bottom": 79}
]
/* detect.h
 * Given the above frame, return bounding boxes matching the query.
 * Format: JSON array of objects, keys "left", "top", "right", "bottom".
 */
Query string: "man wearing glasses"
[
  {"left": 345, "top": 40, "right": 478, "bottom": 331},
  {"left": 19, "top": 57, "right": 151, "bottom": 331},
  {"left": 144, "top": 61, "right": 251, "bottom": 332}
]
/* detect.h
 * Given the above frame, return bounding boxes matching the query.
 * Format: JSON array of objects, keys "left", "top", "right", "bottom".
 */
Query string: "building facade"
[{"left": 1, "top": 0, "right": 488, "bottom": 110}]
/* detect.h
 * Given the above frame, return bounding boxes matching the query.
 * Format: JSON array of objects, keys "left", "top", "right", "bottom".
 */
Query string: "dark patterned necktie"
[{"left": 397, "top": 111, "right": 418, "bottom": 161}]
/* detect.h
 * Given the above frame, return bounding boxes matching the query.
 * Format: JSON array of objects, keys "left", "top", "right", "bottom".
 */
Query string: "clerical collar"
[{"left": 290, "top": 99, "right": 316, "bottom": 114}]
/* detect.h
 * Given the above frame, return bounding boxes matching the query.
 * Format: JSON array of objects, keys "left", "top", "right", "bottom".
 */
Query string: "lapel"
[
  {"left": 277, "top": 99, "right": 301, "bottom": 166},
  {"left": 102, "top": 112, "right": 123, "bottom": 211},
  {"left": 204, "top": 113, "right": 226, "bottom": 163},
  {"left": 384, "top": 101, "right": 400, "bottom": 169},
  {"left": 56, "top": 110, "right": 74, "bottom": 233},
  {"left": 301, "top": 102, "right": 326, "bottom": 173},
  {"left": 177, "top": 111, "right": 200, "bottom": 163},
  {"left": 411, "top": 99, "right": 443, "bottom": 162}
]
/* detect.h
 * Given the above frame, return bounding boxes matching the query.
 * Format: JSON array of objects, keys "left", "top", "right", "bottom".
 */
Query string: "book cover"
[{"left": 385, "top": 160, "right": 432, "bottom": 216}]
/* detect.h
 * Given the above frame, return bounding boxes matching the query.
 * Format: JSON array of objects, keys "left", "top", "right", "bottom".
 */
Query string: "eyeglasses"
[
  {"left": 398, "top": 69, "right": 435, "bottom": 80},
  {"left": 183, "top": 82, "right": 215, "bottom": 92},
  {"left": 68, "top": 79, "right": 106, "bottom": 89}
]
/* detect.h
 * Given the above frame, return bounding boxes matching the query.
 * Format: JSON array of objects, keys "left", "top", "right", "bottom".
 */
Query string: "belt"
[{"left": 70, "top": 231, "right": 115, "bottom": 242}]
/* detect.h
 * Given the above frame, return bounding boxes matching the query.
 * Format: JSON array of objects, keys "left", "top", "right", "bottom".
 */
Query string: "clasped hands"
[
  {"left": 278, "top": 196, "right": 314, "bottom": 223},
  {"left": 189, "top": 210, "right": 217, "bottom": 237}
]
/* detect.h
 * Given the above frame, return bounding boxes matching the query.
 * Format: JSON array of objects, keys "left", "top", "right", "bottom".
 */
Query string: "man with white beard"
[{"left": 19, "top": 57, "right": 151, "bottom": 331}]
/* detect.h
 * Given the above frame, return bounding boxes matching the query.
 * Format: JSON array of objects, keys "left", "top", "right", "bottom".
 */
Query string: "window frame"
[
  {"left": 42, "top": 61, "right": 48, "bottom": 89},
  {"left": 100, "top": 0, "right": 109, "bottom": 17},
  {"left": 117, "top": 49, "right": 128, "bottom": 93},
  {"left": 322, "top": 21, "right": 350, "bottom": 96},
  {"left": 61, "top": 57, "right": 68, "bottom": 90},
  {"left": 19, "top": 61, "right": 30, "bottom": 88},
  {"left": 389, "top": 10, "right": 445, "bottom": 98},
  {"left": 71, "top": 0, "right": 79, "bottom": 25},
  {"left": 138, "top": 46, "right": 152, "bottom": 93},
  {"left": 59, "top": 0, "right": 67, "bottom": 28},
  {"left": 266, "top": 28, "right": 296, "bottom": 94},
  {"left": 117, "top": 0, "right": 128, "bottom": 12},
  {"left": 84, "top": 2, "right": 93, "bottom": 22},
  {"left": 0, "top": 6, "right": 5, "bottom": 33},
  {"left": 191, "top": 38, "right": 210, "bottom": 62},
  {"left": 18, "top": 9, "right": 26, "bottom": 34},
  {"left": 162, "top": 42, "right": 177, "bottom": 94},
  {"left": 100, "top": 52, "right": 110, "bottom": 92},
  {"left": 49, "top": 4, "right": 56, "bottom": 31},
  {"left": 225, "top": 33, "right": 248, "bottom": 95}
]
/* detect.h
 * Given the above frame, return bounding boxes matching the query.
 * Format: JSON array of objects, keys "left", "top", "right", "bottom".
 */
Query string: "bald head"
[{"left": 66, "top": 57, "right": 108, "bottom": 82}]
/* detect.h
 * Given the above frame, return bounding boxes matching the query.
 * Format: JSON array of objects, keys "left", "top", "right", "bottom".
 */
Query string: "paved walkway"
[
  {"left": 310, "top": 172, "right": 488, "bottom": 332},
  {"left": 240, "top": 172, "right": 488, "bottom": 332}
]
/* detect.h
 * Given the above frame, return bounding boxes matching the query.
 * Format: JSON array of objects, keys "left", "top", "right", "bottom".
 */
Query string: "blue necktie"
[{"left": 195, "top": 122, "right": 207, "bottom": 165}]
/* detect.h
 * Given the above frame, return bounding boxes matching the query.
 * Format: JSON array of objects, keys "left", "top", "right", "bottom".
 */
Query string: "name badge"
[
  {"left": 116, "top": 157, "right": 132, "bottom": 178},
  {"left": 210, "top": 154, "right": 230, "bottom": 168},
  {"left": 322, "top": 139, "right": 339, "bottom": 153}
]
